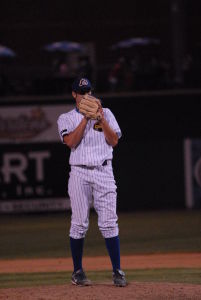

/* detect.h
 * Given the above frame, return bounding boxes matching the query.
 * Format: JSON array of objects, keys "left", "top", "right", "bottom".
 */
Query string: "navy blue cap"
[{"left": 72, "top": 77, "right": 92, "bottom": 93}]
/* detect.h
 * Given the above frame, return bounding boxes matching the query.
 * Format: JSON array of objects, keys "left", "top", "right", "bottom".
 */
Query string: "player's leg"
[
  {"left": 68, "top": 172, "right": 92, "bottom": 240},
  {"left": 92, "top": 173, "right": 120, "bottom": 269},
  {"left": 68, "top": 171, "right": 92, "bottom": 285},
  {"left": 92, "top": 165, "right": 127, "bottom": 286}
]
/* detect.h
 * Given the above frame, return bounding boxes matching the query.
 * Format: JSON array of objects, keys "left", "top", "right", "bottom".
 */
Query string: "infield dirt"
[
  {"left": 1, "top": 253, "right": 201, "bottom": 299},
  {"left": 1, "top": 282, "right": 201, "bottom": 300},
  {"left": 1, "top": 252, "right": 201, "bottom": 273}
]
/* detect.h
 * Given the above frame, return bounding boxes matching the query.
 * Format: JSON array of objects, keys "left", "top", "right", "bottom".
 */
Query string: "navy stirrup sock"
[
  {"left": 105, "top": 235, "right": 121, "bottom": 272},
  {"left": 70, "top": 237, "right": 84, "bottom": 272}
]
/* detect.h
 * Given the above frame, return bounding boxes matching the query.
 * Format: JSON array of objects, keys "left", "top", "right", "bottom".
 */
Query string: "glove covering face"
[{"left": 78, "top": 94, "right": 102, "bottom": 120}]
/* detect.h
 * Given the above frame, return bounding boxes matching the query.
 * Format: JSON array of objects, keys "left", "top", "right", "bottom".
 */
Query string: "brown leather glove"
[{"left": 79, "top": 94, "right": 102, "bottom": 120}]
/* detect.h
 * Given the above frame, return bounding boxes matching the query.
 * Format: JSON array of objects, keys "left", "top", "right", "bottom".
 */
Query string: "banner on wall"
[
  {"left": 0, "top": 104, "right": 74, "bottom": 144},
  {"left": 184, "top": 138, "right": 201, "bottom": 208},
  {"left": 0, "top": 103, "right": 74, "bottom": 213}
]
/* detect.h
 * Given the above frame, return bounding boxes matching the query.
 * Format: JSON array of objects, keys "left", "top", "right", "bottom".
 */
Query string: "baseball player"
[{"left": 57, "top": 77, "right": 127, "bottom": 287}]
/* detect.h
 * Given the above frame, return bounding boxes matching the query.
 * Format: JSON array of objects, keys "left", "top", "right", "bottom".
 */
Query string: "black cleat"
[
  {"left": 113, "top": 269, "right": 127, "bottom": 287},
  {"left": 71, "top": 269, "right": 92, "bottom": 286}
]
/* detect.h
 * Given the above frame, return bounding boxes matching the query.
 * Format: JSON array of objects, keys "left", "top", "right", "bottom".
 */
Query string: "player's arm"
[
  {"left": 63, "top": 117, "right": 88, "bottom": 149},
  {"left": 99, "top": 116, "right": 118, "bottom": 147}
]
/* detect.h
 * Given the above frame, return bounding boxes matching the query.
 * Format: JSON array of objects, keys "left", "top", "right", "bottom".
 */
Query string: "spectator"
[
  {"left": 108, "top": 56, "right": 134, "bottom": 92},
  {"left": 78, "top": 56, "right": 93, "bottom": 81}
]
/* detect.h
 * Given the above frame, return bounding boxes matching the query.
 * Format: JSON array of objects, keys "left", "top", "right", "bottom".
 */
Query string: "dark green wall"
[{"left": 102, "top": 92, "right": 201, "bottom": 210}]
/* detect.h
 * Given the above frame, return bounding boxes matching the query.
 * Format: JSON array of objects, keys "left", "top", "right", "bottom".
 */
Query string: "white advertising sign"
[{"left": 0, "top": 104, "right": 74, "bottom": 144}]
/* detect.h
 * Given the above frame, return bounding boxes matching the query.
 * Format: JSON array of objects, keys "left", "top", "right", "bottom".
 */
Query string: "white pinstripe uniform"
[{"left": 57, "top": 107, "right": 122, "bottom": 239}]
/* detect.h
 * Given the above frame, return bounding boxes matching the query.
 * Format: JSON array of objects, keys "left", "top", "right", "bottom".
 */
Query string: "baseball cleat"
[
  {"left": 71, "top": 269, "right": 92, "bottom": 286},
  {"left": 113, "top": 269, "right": 127, "bottom": 287}
]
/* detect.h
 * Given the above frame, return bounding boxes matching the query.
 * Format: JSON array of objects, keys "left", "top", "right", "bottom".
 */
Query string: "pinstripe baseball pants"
[{"left": 68, "top": 161, "right": 119, "bottom": 239}]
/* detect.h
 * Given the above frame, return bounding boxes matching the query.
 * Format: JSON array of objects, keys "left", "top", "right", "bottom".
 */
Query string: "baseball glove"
[{"left": 79, "top": 94, "right": 102, "bottom": 120}]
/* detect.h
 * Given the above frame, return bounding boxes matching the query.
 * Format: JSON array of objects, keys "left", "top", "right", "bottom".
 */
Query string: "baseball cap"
[{"left": 72, "top": 77, "right": 92, "bottom": 94}]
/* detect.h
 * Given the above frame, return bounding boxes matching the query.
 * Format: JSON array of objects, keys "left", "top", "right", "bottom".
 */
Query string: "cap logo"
[{"left": 79, "top": 79, "right": 88, "bottom": 87}]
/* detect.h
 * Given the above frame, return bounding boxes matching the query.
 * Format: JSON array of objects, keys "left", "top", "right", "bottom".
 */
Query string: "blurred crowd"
[
  {"left": 0, "top": 52, "right": 201, "bottom": 97},
  {"left": 99, "top": 53, "right": 201, "bottom": 93}
]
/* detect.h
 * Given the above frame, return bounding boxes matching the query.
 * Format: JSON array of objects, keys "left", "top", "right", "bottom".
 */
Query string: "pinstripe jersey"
[{"left": 57, "top": 108, "right": 122, "bottom": 166}]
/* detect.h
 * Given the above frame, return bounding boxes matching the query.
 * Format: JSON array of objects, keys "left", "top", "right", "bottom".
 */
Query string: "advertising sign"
[
  {"left": 0, "top": 103, "right": 74, "bottom": 213},
  {"left": 184, "top": 139, "right": 201, "bottom": 208}
]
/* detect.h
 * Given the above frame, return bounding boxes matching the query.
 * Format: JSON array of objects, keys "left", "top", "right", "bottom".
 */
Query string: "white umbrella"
[
  {"left": 0, "top": 45, "right": 16, "bottom": 57},
  {"left": 43, "top": 41, "right": 84, "bottom": 53},
  {"left": 110, "top": 37, "right": 160, "bottom": 50}
]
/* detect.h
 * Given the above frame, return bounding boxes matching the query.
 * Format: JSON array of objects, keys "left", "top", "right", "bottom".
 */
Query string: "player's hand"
[{"left": 79, "top": 94, "right": 102, "bottom": 120}]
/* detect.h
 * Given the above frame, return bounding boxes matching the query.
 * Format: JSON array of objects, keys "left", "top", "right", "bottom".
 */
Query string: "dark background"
[
  {"left": 0, "top": 1, "right": 201, "bottom": 211},
  {"left": 0, "top": 0, "right": 201, "bottom": 93},
  {"left": 0, "top": 0, "right": 200, "bottom": 62}
]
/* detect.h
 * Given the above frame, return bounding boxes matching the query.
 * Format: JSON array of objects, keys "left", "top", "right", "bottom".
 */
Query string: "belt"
[{"left": 77, "top": 160, "right": 109, "bottom": 169}]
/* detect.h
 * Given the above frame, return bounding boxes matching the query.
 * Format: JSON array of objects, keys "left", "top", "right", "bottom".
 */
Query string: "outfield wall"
[{"left": 0, "top": 90, "right": 201, "bottom": 212}]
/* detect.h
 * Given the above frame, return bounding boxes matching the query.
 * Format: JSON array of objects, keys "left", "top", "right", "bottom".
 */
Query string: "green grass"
[
  {"left": 1, "top": 268, "right": 201, "bottom": 289},
  {"left": 0, "top": 210, "right": 201, "bottom": 259}
]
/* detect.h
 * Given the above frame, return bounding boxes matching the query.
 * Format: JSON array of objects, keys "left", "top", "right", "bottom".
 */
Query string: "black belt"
[{"left": 77, "top": 160, "right": 109, "bottom": 169}]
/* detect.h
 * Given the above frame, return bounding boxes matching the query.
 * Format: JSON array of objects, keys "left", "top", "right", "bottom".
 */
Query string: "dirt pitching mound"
[
  {"left": 1, "top": 282, "right": 201, "bottom": 300},
  {"left": 1, "top": 253, "right": 201, "bottom": 299}
]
